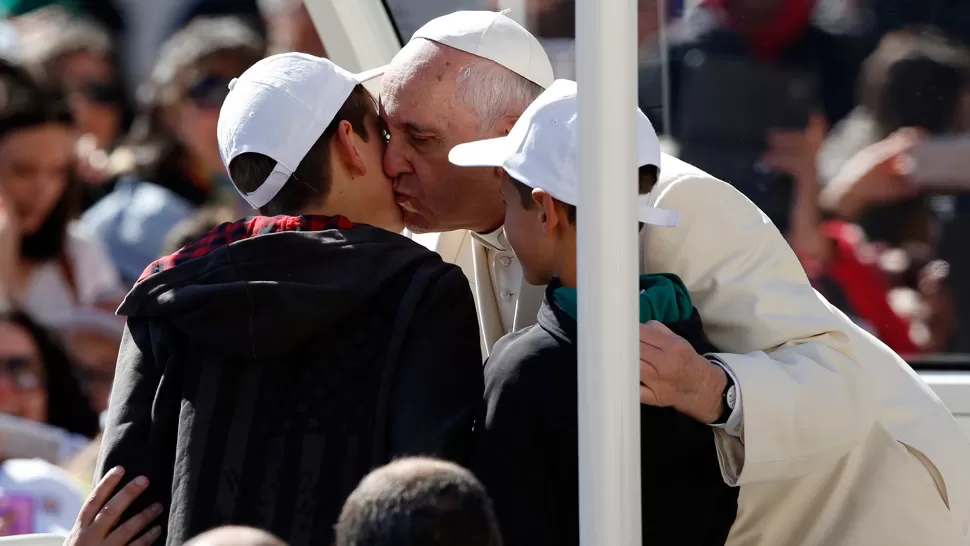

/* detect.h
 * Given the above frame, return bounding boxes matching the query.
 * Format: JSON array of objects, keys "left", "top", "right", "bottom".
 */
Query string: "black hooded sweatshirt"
[{"left": 96, "top": 215, "right": 484, "bottom": 546}]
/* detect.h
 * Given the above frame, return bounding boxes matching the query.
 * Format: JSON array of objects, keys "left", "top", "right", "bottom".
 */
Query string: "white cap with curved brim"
[
  {"left": 217, "top": 53, "right": 383, "bottom": 209},
  {"left": 448, "top": 79, "right": 679, "bottom": 227}
]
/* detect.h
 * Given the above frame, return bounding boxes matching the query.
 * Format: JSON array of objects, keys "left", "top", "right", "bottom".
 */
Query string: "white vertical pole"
[{"left": 576, "top": 0, "right": 642, "bottom": 546}]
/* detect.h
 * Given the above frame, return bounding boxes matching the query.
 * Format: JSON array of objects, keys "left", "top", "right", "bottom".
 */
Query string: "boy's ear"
[
  {"left": 532, "top": 188, "right": 560, "bottom": 233},
  {"left": 333, "top": 119, "right": 367, "bottom": 176}
]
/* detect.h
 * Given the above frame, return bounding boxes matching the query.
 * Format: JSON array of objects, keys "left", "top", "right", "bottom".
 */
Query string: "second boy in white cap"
[
  {"left": 456, "top": 80, "right": 739, "bottom": 546},
  {"left": 97, "top": 52, "right": 484, "bottom": 545}
]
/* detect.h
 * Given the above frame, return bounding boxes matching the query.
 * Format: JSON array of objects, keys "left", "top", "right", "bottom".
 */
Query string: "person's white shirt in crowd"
[
  {"left": 22, "top": 224, "right": 123, "bottom": 329},
  {"left": 0, "top": 459, "right": 83, "bottom": 536}
]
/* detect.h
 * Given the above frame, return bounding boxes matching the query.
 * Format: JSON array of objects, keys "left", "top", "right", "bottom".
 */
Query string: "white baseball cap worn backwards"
[
  {"left": 448, "top": 79, "right": 679, "bottom": 227},
  {"left": 217, "top": 53, "right": 383, "bottom": 209}
]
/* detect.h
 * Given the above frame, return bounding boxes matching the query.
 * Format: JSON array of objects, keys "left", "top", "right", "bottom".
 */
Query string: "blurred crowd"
[
  {"left": 0, "top": 0, "right": 968, "bottom": 540},
  {"left": 636, "top": 0, "right": 970, "bottom": 358},
  {"left": 461, "top": 0, "right": 970, "bottom": 358}
]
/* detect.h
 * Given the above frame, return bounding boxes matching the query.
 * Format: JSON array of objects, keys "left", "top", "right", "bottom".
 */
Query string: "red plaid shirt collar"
[{"left": 138, "top": 215, "right": 355, "bottom": 283}]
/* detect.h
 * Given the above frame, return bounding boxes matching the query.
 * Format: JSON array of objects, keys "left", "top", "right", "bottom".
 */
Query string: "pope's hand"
[{"left": 639, "top": 321, "right": 727, "bottom": 424}]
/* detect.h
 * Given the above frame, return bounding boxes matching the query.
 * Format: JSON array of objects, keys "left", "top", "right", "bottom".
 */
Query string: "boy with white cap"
[
  {"left": 454, "top": 79, "right": 738, "bottom": 546},
  {"left": 96, "top": 53, "right": 484, "bottom": 546}
]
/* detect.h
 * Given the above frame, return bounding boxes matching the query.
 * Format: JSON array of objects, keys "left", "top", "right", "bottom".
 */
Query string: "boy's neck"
[{"left": 556, "top": 230, "right": 578, "bottom": 288}]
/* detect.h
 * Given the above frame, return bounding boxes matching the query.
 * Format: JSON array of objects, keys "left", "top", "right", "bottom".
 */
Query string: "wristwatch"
[{"left": 713, "top": 371, "right": 737, "bottom": 426}]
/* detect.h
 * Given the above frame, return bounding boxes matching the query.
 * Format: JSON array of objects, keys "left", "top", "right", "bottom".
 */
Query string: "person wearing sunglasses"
[
  {"left": 49, "top": 308, "right": 125, "bottom": 414},
  {"left": 121, "top": 15, "right": 264, "bottom": 209},
  {"left": 0, "top": 311, "right": 99, "bottom": 439},
  {"left": 0, "top": 58, "right": 125, "bottom": 328},
  {"left": 78, "top": 16, "right": 264, "bottom": 286},
  {"left": 0, "top": 310, "right": 100, "bottom": 538},
  {"left": 0, "top": 325, "right": 46, "bottom": 425},
  {"left": 16, "top": 7, "right": 126, "bottom": 200}
]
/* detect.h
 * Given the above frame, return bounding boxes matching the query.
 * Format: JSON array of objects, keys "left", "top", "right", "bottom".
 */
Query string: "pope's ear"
[{"left": 499, "top": 114, "right": 517, "bottom": 136}]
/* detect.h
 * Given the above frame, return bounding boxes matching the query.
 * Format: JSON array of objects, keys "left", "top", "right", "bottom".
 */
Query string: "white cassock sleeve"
[{"left": 642, "top": 158, "right": 877, "bottom": 486}]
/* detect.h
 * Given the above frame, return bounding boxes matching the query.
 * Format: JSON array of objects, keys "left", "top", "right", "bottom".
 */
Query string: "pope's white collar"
[{"left": 471, "top": 225, "right": 510, "bottom": 252}]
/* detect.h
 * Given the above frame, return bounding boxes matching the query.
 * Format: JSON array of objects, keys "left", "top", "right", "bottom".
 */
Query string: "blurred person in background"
[
  {"left": 819, "top": 28, "right": 970, "bottom": 352},
  {"left": 639, "top": 0, "right": 862, "bottom": 235},
  {"left": 761, "top": 107, "right": 922, "bottom": 354},
  {"left": 0, "top": 456, "right": 85, "bottom": 536},
  {"left": 0, "top": 311, "right": 100, "bottom": 537},
  {"left": 113, "top": 0, "right": 263, "bottom": 93},
  {"left": 258, "top": 0, "right": 325, "bottom": 56},
  {"left": 108, "top": 15, "right": 263, "bottom": 208},
  {"left": 62, "top": 433, "right": 101, "bottom": 495},
  {"left": 78, "top": 16, "right": 262, "bottom": 285},
  {"left": 14, "top": 6, "right": 128, "bottom": 202},
  {"left": 811, "top": 0, "right": 870, "bottom": 36},
  {"left": 334, "top": 458, "right": 501, "bottom": 546},
  {"left": 0, "top": 0, "right": 264, "bottom": 94},
  {"left": 160, "top": 205, "right": 236, "bottom": 255},
  {"left": 638, "top": 0, "right": 683, "bottom": 56},
  {"left": 0, "top": 58, "right": 123, "bottom": 327},
  {"left": 0, "top": 311, "right": 99, "bottom": 439},
  {"left": 50, "top": 308, "right": 124, "bottom": 414},
  {"left": 861, "top": 0, "right": 970, "bottom": 52},
  {"left": 643, "top": 0, "right": 861, "bottom": 130},
  {"left": 819, "top": 28, "right": 970, "bottom": 242}
]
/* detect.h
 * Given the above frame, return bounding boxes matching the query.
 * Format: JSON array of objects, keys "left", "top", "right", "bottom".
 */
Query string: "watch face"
[{"left": 726, "top": 385, "right": 738, "bottom": 410}]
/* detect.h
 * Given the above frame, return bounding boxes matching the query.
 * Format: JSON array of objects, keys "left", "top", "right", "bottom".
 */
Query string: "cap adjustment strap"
[{"left": 242, "top": 163, "right": 291, "bottom": 209}]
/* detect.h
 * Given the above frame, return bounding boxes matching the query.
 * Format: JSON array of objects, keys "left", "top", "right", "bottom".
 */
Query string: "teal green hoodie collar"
[{"left": 553, "top": 273, "right": 694, "bottom": 324}]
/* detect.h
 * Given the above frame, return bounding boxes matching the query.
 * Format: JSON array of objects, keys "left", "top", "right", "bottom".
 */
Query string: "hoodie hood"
[{"left": 119, "top": 215, "right": 435, "bottom": 360}]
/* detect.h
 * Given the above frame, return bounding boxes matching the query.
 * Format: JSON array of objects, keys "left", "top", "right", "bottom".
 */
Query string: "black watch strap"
[{"left": 712, "top": 367, "right": 736, "bottom": 426}]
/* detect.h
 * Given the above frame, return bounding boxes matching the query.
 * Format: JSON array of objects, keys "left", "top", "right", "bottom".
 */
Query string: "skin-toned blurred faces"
[
  {"left": 0, "top": 123, "right": 74, "bottom": 235},
  {"left": 0, "top": 320, "right": 47, "bottom": 423}
]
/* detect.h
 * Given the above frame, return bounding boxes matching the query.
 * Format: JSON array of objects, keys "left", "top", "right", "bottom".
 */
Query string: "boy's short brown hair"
[
  {"left": 228, "top": 84, "right": 376, "bottom": 217},
  {"left": 509, "top": 164, "right": 660, "bottom": 224}
]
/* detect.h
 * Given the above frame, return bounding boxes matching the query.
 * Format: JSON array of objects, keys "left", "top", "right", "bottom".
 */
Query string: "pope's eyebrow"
[
  {"left": 378, "top": 95, "right": 436, "bottom": 134},
  {"left": 404, "top": 121, "right": 436, "bottom": 134}
]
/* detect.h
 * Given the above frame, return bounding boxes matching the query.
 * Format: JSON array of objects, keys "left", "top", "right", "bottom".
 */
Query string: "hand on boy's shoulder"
[{"left": 638, "top": 321, "right": 727, "bottom": 425}]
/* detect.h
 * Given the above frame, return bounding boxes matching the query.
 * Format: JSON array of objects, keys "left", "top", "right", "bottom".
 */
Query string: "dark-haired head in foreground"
[{"left": 335, "top": 458, "right": 502, "bottom": 546}]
